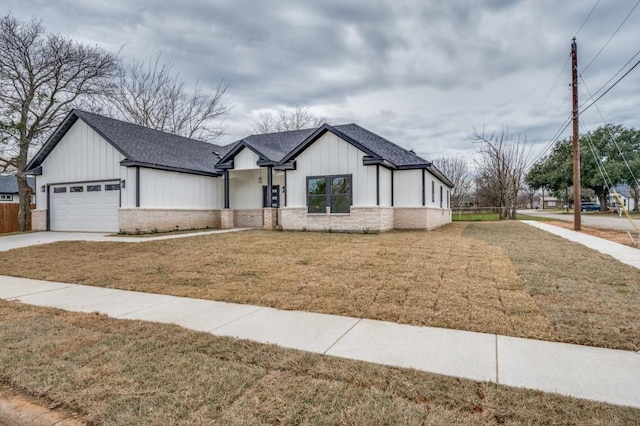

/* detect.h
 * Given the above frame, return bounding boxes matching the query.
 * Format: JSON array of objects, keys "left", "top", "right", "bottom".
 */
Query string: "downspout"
[
  {"left": 135, "top": 167, "right": 140, "bottom": 208},
  {"left": 376, "top": 164, "right": 380, "bottom": 206},
  {"left": 421, "top": 169, "right": 426, "bottom": 206}
]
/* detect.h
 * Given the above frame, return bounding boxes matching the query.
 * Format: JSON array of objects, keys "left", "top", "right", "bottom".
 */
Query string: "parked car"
[{"left": 580, "top": 202, "right": 600, "bottom": 212}]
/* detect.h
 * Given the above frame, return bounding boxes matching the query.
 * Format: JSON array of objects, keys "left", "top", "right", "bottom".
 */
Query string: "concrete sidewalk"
[
  {"left": 522, "top": 220, "right": 640, "bottom": 269},
  {"left": 1, "top": 275, "right": 639, "bottom": 409},
  {"left": 0, "top": 228, "right": 248, "bottom": 252}
]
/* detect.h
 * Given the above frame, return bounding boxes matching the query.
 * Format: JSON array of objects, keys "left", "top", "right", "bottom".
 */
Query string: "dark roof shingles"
[
  {"left": 0, "top": 176, "right": 35, "bottom": 193},
  {"left": 73, "top": 110, "right": 224, "bottom": 174}
]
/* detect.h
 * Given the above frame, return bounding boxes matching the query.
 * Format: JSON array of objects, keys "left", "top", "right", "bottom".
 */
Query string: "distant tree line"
[{"left": 526, "top": 124, "right": 640, "bottom": 212}]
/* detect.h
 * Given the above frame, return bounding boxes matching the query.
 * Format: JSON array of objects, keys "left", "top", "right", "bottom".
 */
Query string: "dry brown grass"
[
  {"left": 1, "top": 301, "right": 637, "bottom": 425},
  {"left": 0, "top": 222, "right": 638, "bottom": 350}
]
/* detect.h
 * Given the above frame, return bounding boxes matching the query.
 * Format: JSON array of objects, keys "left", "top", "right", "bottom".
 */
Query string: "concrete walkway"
[
  {"left": 522, "top": 220, "right": 640, "bottom": 269},
  {"left": 0, "top": 228, "right": 248, "bottom": 252},
  {"left": 1, "top": 275, "right": 639, "bottom": 409}
]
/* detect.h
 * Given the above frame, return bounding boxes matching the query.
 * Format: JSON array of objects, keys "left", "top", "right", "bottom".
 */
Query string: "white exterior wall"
[
  {"left": 286, "top": 132, "right": 377, "bottom": 207},
  {"left": 139, "top": 168, "right": 222, "bottom": 209},
  {"left": 36, "top": 120, "right": 126, "bottom": 209},
  {"left": 393, "top": 169, "right": 450, "bottom": 208},
  {"left": 234, "top": 148, "right": 260, "bottom": 170},
  {"left": 379, "top": 167, "right": 392, "bottom": 207},
  {"left": 393, "top": 169, "right": 422, "bottom": 207},
  {"left": 229, "top": 169, "right": 284, "bottom": 209}
]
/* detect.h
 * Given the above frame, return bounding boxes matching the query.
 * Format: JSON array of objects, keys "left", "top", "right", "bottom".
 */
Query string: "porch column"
[
  {"left": 224, "top": 170, "right": 230, "bottom": 209},
  {"left": 221, "top": 170, "right": 235, "bottom": 229}
]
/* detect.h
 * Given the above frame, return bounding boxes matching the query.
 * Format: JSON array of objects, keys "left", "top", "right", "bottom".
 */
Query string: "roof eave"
[{"left": 120, "top": 160, "right": 221, "bottom": 177}]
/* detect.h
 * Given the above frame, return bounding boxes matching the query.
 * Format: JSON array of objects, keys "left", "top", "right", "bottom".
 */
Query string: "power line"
[
  {"left": 581, "top": 56, "right": 640, "bottom": 114},
  {"left": 575, "top": 0, "right": 601, "bottom": 37},
  {"left": 524, "top": 55, "right": 570, "bottom": 135},
  {"left": 581, "top": 0, "right": 640, "bottom": 73},
  {"left": 580, "top": 46, "right": 640, "bottom": 109}
]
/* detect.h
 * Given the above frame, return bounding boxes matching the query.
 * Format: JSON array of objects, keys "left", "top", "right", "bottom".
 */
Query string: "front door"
[{"left": 262, "top": 185, "right": 280, "bottom": 208}]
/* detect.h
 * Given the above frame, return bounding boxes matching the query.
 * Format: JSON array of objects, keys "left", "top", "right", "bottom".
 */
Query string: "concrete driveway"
[
  {"left": 520, "top": 209, "right": 640, "bottom": 231},
  {"left": 0, "top": 229, "right": 248, "bottom": 252}
]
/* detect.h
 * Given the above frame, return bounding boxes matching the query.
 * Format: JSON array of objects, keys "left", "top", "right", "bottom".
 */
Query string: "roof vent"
[{"left": 409, "top": 149, "right": 416, "bottom": 155}]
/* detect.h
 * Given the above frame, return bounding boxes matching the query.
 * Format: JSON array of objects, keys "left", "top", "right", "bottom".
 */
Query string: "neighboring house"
[
  {"left": 25, "top": 110, "right": 453, "bottom": 233},
  {"left": 0, "top": 175, "right": 35, "bottom": 203},
  {"left": 608, "top": 185, "right": 636, "bottom": 211},
  {"left": 542, "top": 197, "right": 563, "bottom": 209}
]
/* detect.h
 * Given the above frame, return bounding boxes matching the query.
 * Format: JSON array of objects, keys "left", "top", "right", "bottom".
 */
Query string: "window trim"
[
  {"left": 0, "top": 194, "right": 13, "bottom": 201},
  {"left": 306, "top": 174, "right": 353, "bottom": 214}
]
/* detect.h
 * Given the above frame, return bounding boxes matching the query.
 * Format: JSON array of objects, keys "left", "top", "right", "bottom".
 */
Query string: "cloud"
[{"left": 4, "top": 0, "right": 640, "bottom": 163}]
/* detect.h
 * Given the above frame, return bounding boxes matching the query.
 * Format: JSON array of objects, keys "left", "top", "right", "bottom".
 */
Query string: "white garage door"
[{"left": 50, "top": 181, "right": 120, "bottom": 232}]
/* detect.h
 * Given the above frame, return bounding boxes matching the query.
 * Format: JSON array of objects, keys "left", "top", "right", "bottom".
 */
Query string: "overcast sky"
[{"left": 5, "top": 0, "right": 640, "bottom": 166}]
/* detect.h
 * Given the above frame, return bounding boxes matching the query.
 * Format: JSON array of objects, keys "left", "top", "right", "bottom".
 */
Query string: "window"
[
  {"left": 439, "top": 186, "right": 443, "bottom": 208},
  {"left": 53, "top": 187, "right": 67, "bottom": 194},
  {"left": 431, "top": 181, "right": 435, "bottom": 203},
  {"left": 70, "top": 186, "right": 83, "bottom": 193},
  {"left": 307, "top": 175, "right": 352, "bottom": 214},
  {"left": 447, "top": 190, "right": 450, "bottom": 209},
  {"left": 87, "top": 185, "right": 101, "bottom": 192},
  {"left": 0, "top": 194, "right": 12, "bottom": 201},
  {"left": 105, "top": 184, "right": 120, "bottom": 191}
]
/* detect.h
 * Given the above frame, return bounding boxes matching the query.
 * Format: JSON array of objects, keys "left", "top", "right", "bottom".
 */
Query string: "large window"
[{"left": 307, "top": 175, "right": 352, "bottom": 214}]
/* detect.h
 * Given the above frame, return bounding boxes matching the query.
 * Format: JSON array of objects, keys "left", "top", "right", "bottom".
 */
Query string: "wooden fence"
[{"left": 0, "top": 204, "right": 35, "bottom": 234}]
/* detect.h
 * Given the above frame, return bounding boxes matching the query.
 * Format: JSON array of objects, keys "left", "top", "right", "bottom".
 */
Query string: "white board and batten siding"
[
  {"left": 286, "top": 132, "right": 384, "bottom": 207},
  {"left": 393, "top": 169, "right": 448, "bottom": 208},
  {"left": 36, "top": 119, "right": 126, "bottom": 209},
  {"left": 233, "top": 148, "right": 260, "bottom": 170},
  {"left": 139, "top": 168, "right": 222, "bottom": 209}
]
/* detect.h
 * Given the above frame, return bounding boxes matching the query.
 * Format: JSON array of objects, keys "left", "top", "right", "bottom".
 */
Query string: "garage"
[{"left": 50, "top": 181, "right": 120, "bottom": 232}]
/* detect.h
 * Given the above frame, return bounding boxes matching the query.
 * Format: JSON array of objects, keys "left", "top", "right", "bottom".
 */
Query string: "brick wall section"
[
  {"left": 263, "top": 208, "right": 277, "bottom": 230},
  {"left": 393, "top": 207, "right": 452, "bottom": 230},
  {"left": 426, "top": 208, "right": 452, "bottom": 230},
  {"left": 281, "top": 207, "right": 394, "bottom": 232},
  {"left": 31, "top": 209, "right": 47, "bottom": 231},
  {"left": 220, "top": 209, "right": 235, "bottom": 229},
  {"left": 118, "top": 209, "right": 221, "bottom": 233},
  {"left": 235, "top": 209, "right": 263, "bottom": 228}
]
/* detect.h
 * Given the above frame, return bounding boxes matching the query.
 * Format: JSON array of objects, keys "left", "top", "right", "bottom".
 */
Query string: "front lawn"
[
  {"left": 0, "top": 222, "right": 638, "bottom": 350},
  {"left": 1, "top": 301, "right": 637, "bottom": 425}
]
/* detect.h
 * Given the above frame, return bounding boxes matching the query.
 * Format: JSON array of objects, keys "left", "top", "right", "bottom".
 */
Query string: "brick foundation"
[
  {"left": 220, "top": 209, "right": 235, "bottom": 229},
  {"left": 393, "top": 207, "right": 452, "bottom": 230},
  {"left": 235, "top": 209, "right": 263, "bottom": 228},
  {"left": 280, "top": 206, "right": 394, "bottom": 232},
  {"left": 263, "top": 208, "right": 278, "bottom": 230},
  {"left": 31, "top": 209, "right": 47, "bottom": 231},
  {"left": 118, "top": 208, "right": 221, "bottom": 233}
]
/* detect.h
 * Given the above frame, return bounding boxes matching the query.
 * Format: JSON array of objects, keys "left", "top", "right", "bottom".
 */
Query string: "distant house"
[
  {"left": 541, "top": 197, "right": 563, "bottom": 209},
  {"left": 25, "top": 110, "right": 453, "bottom": 233},
  {"left": 608, "top": 185, "right": 636, "bottom": 211},
  {"left": 0, "top": 175, "right": 35, "bottom": 203}
]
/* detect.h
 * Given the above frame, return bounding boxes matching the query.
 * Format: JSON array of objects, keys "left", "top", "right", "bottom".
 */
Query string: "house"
[
  {"left": 25, "top": 110, "right": 453, "bottom": 233},
  {"left": 0, "top": 175, "right": 35, "bottom": 203},
  {"left": 608, "top": 185, "right": 636, "bottom": 212}
]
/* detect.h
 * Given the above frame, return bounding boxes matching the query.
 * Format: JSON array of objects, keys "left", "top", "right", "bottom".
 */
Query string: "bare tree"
[
  {"left": 0, "top": 14, "right": 121, "bottom": 231},
  {"left": 251, "top": 106, "right": 325, "bottom": 134},
  {"left": 107, "top": 55, "right": 229, "bottom": 141},
  {"left": 473, "top": 127, "right": 530, "bottom": 219},
  {"left": 432, "top": 157, "right": 473, "bottom": 208}
]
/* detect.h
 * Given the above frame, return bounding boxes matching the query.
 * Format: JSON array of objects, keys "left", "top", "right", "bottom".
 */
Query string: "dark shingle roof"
[
  {"left": 332, "top": 124, "right": 429, "bottom": 167},
  {"left": 241, "top": 128, "right": 317, "bottom": 162},
  {"left": 27, "top": 110, "right": 225, "bottom": 176},
  {"left": 0, "top": 175, "right": 35, "bottom": 193}
]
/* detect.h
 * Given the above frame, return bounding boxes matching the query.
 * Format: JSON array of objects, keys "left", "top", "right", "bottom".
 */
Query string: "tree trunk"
[{"left": 16, "top": 173, "right": 33, "bottom": 232}]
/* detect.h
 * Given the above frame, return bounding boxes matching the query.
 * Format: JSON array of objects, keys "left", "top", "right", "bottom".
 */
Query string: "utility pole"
[{"left": 572, "top": 37, "right": 581, "bottom": 231}]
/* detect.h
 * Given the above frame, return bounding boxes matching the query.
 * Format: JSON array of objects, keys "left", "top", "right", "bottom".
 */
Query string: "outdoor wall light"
[
  {"left": 121, "top": 179, "right": 126, "bottom": 189},
  {"left": 40, "top": 185, "right": 45, "bottom": 192}
]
